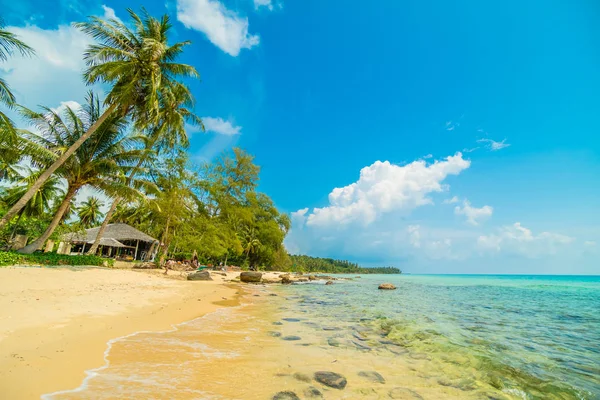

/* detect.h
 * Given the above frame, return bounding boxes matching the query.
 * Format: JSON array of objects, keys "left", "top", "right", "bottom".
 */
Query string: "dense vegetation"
[
  {"left": 286, "top": 254, "right": 401, "bottom": 274},
  {"left": 0, "top": 250, "right": 113, "bottom": 267}
]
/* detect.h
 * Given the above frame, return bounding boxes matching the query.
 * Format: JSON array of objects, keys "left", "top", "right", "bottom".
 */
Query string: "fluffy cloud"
[
  {"left": 304, "top": 153, "right": 470, "bottom": 227},
  {"left": 176, "top": 0, "right": 260, "bottom": 56},
  {"left": 478, "top": 223, "right": 574, "bottom": 257},
  {"left": 454, "top": 200, "right": 493, "bottom": 225},
  {"left": 477, "top": 138, "right": 510, "bottom": 151},
  {"left": 202, "top": 117, "right": 242, "bottom": 135},
  {"left": 101, "top": 5, "right": 122, "bottom": 23},
  {"left": 443, "top": 196, "right": 460, "bottom": 204},
  {"left": 254, "top": 0, "right": 273, "bottom": 10}
]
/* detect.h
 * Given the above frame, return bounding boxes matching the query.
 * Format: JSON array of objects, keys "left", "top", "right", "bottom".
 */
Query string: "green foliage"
[
  {"left": 0, "top": 251, "right": 114, "bottom": 267},
  {"left": 288, "top": 254, "right": 401, "bottom": 274}
]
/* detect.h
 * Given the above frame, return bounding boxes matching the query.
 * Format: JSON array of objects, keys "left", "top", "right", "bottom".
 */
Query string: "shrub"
[{"left": 0, "top": 251, "right": 114, "bottom": 267}]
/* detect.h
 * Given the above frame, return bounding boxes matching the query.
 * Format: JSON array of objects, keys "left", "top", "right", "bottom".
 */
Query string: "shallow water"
[{"left": 45, "top": 275, "right": 600, "bottom": 399}]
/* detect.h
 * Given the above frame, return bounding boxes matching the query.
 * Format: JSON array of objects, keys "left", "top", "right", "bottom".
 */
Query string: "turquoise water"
[{"left": 283, "top": 274, "right": 600, "bottom": 399}]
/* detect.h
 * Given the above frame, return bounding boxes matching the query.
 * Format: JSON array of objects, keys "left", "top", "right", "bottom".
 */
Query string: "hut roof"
[
  {"left": 86, "top": 237, "right": 134, "bottom": 248},
  {"left": 64, "top": 223, "right": 157, "bottom": 244}
]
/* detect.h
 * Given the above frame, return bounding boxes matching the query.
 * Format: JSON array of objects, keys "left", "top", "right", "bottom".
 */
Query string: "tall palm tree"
[
  {"left": 87, "top": 82, "right": 202, "bottom": 254},
  {"left": 77, "top": 196, "right": 105, "bottom": 228},
  {"left": 0, "top": 18, "right": 35, "bottom": 136},
  {"left": 17, "top": 93, "right": 146, "bottom": 254},
  {"left": 0, "top": 9, "right": 198, "bottom": 229}
]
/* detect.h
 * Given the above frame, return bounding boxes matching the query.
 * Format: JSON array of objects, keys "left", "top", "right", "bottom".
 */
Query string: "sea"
[{"left": 45, "top": 274, "right": 600, "bottom": 399}]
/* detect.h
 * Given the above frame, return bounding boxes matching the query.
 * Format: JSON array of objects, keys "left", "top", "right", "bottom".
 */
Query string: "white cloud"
[
  {"left": 51, "top": 100, "right": 82, "bottom": 115},
  {"left": 1, "top": 23, "right": 97, "bottom": 126},
  {"left": 445, "top": 120, "right": 459, "bottom": 131},
  {"left": 101, "top": 5, "right": 122, "bottom": 24},
  {"left": 254, "top": 0, "right": 273, "bottom": 10},
  {"left": 454, "top": 200, "right": 493, "bottom": 225},
  {"left": 303, "top": 153, "right": 470, "bottom": 227},
  {"left": 423, "top": 154, "right": 433, "bottom": 159},
  {"left": 407, "top": 225, "right": 421, "bottom": 248},
  {"left": 202, "top": 117, "right": 242, "bottom": 135},
  {"left": 584, "top": 241, "right": 596, "bottom": 247},
  {"left": 443, "top": 196, "right": 460, "bottom": 204},
  {"left": 477, "top": 138, "right": 510, "bottom": 151},
  {"left": 478, "top": 223, "right": 574, "bottom": 257},
  {"left": 176, "top": 0, "right": 260, "bottom": 56}
]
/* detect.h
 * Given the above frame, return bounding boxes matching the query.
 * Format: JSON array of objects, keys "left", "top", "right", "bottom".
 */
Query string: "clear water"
[{"left": 284, "top": 274, "right": 600, "bottom": 399}]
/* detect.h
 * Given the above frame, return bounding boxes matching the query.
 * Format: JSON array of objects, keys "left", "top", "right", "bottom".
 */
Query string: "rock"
[
  {"left": 292, "top": 372, "right": 311, "bottom": 383},
  {"left": 352, "top": 331, "right": 368, "bottom": 341},
  {"left": 282, "top": 318, "right": 301, "bottom": 322},
  {"left": 133, "top": 262, "right": 158, "bottom": 269},
  {"left": 240, "top": 271, "right": 262, "bottom": 283},
  {"left": 378, "top": 283, "right": 396, "bottom": 290},
  {"left": 327, "top": 337, "right": 342, "bottom": 347},
  {"left": 323, "top": 326, "right": 341, "bottom": 331},
  {"left": 267, "top": 331, "right": 282, "bottom": 337},
  {"left": 314, "top": 371, "right": 347, "bottom": 390},
  {"left": 325, "top": 281, "right": 333, "bottom": 285},
  {"left": 268, "top": 293, "right": 278, "bottom": 296},
  {"left": 281, "top": 274, "right": 292, "bottom": 284},
  {"left": 282, "top": 335, "right": 301, "bottom": 341},
  {"left": 272, "top": 321, "right": 283, "bottom": 326},
  {"left": 212, "top": 271, "right": 227, "bottom": 276},
  {"left": 388, "top": 387, "right": 424, "bottom": 399},
  {"left": 272, "top": 391, "right": 300, "bottom": 400},
  {"left": 358, "top": 371, "right": 385, "bottom": 384},
  {"left": 308, "top": 275, "right": 317, "bottom": 281},
  {"left": 352, "top": 340, "right": 372, "bottom": 350},
  {"left": 297, "top": 278, "right": 309, "bottom": 282},
  {"left": 263, "top": 278, "right": 281, "bottom": 284},
  {"left": 304, "top": 386, "right": 323, "bottom": 398},
  {"left": 187, "top": 271, "right": 213, "bottom": 281}
]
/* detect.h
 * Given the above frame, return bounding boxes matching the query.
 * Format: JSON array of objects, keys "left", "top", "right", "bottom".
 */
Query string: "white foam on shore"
[{"left": 41, "top": 304, "right": 248, "bottom": 399}]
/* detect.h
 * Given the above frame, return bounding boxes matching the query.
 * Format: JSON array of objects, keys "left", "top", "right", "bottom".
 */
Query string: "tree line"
[{"left": 286, "top": 254, "right": 401, "bottom": 274}]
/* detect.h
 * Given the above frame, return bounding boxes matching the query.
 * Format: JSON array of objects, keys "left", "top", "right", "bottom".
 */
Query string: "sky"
[{"left": 1, "top": 0, "right": 599, "bottom": 274}]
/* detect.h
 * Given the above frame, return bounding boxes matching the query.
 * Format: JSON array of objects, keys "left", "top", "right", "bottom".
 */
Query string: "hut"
[{"left": 62, "top": 223, "right": 159, "bottom": 261}]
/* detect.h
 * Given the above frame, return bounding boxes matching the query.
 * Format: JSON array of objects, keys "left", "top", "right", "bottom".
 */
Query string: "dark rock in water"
[
  {"left": 282, "top": 335, "right": 301, "bottom": 341},
  {"left": 272, "top": 321, "right": 283, "bottom": 326},
  {"left": 308, "top": 275, "right": 317, "bottom": 281},
  {"left": 282, "top": 318, "right": 301, "bottom": 322},
  {"left": 325, "top": 281, "right": 334, "bottom": 285},
  {"left": 303, "top": 321, "right": 320, "bottom": 328},
  {"left": 240, "top": 271, "right": 262, "bottom": 283},
  {"left": 387, "top": 346, "right": 408, "bottom": 356},
  {"left": 281, "top": 274, "right": 292, "bottom": 284},
  {"left": 379, "top": 339, "right": 396, "bottom": 345},
  {"left": 358, "top": 371, "right": 385, "bottom": 384},
  {"left": 269, "top": 293, "right": 278, "bottom": 296},
  {"left": 272, "top": 391, "right": 300, "bottom": 400},
  {"left": 292, "top": 372, "right": 311, "bottom": 383},
  {"left": 253, "top": 294, "right": 260, "bottom": 297},
  {"left": 352, "top": 340, "right": 372, "bottom": 350},
  {"left": 378, "top": 283, "right": 397, "bottom": 290},
  {"left": 314, "top": 371, "right": 347, "bottom": 389},
  {"left": 352, "top": 331, "right": 368, "bottom": 341},
  {"left": 323, "top": 326, "right": 341, "bottom": 331},
  {"left": 297, "top": 343, "right": 311, "bottom": 346},
  {"left": 267, "top": 331, "right": 282, "bottom": 337},
  {"left": 409, "top": 353, "right": 430, "bottom": 360},
  {"left": 327, "top": 337, "right": 342, "bottom": 347},
  {"left": 388, "top": 387, "right": 424, "bottom": 399},
  {"left": 304, "top": 386, "right": 323, "bottom": 398},
  {"left": 187, "top": 271, "right": 212, "bottom": 281}
]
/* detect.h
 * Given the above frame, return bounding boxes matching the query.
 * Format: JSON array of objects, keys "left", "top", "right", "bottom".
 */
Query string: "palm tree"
[
  {"left": 0, "top": 9, "right": 198, "bottom": 229},
  {"left": 0, "top": 18, "right": 35, "bottom": 135},
  {"left": 242, "top": 226, "right": 262, "bottom": 262},
  {"left": 86, "top": 82, "right": 202, "bottom": 254},
  {"left": 3, "top": 168, "right": 64, "bottom": 239},
  {"left": 77, "top": 196, "right": 105, "bottom": 228},
  {"left": 17, "top": 93, "right": 146, "bottom": 254}
]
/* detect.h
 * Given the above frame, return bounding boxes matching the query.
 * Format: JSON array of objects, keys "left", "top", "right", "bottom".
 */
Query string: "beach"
[{"left": 0, "top": 266, "right": 240, "bottom": 399}]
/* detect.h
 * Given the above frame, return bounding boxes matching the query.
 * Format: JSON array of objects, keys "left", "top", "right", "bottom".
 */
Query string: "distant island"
[{"left": 285, "top": 254, "right": 401, "bottom": 274}]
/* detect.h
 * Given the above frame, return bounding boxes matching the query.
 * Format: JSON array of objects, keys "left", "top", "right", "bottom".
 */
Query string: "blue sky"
[{"left": 2, "top": 0, "right": 599, "bottom": 274}]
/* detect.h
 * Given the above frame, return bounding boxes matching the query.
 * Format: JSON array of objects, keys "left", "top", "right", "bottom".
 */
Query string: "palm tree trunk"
[
  {"left": 0, "top": 103, "right": 117, "bottom": 230},
  {"left": 10, "top": 211, "right": 24, "bottom": 241},
  {"left": 17, "top": 186, "right": 78, "bottom": 254},
  {"left": 158, "top": 215, "right": 171, "bottom": 268},
  {"left": 86, "top": 196, "right": 120, "bottom": 255}
]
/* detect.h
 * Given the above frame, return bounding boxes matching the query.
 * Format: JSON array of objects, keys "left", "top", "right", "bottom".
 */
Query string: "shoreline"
[{"left": 0, "top": 266, "right": 243, "bottom": 400}]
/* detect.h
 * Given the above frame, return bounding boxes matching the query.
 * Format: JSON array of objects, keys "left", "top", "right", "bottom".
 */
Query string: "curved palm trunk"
[
  {"left": 17, "top": 186, "right": 78, "bottom": 254},
  {"left": 0, "top": 103, "right": 117, "bottom": 230}
]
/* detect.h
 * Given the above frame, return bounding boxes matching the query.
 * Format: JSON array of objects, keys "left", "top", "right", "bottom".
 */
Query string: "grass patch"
[{"left": 0, "top": 251, "right": 114, "bottom": 267}]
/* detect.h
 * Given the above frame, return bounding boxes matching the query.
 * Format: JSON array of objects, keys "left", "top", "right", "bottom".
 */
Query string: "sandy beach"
[{"left": 0, "top": 266, "right": 240, "bottom": 399}]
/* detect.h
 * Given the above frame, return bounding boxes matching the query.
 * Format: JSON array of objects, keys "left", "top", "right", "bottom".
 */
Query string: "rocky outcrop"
[
  {"left": 240, "top": 271, "right": 262, "bottom": 283},
  {"left": 272, "top": 391, "right": 300, "bottom": 400},
  {"left": 325, "top": 281, "right": 333, "bottom": 285},
  {"left": 304, "top": 387, "right": 323, "bottom": 398},
  {"left": 314, "top": 371, "right": 347, "bottom": 389},
  {"left": 187, "top": 270, "right": 212, "bottom": 281},
  {"left": 308, "top": 275, "right": 317, "bottom": 281},
  {"left": 358, "top": 371, "right": 385, "bottom": 384},
  {"left": 281, "top": 274, "right": 292, "bottom": 284},
  {"left": 378, "top": 283, "right": 396, "bottom": 290}
]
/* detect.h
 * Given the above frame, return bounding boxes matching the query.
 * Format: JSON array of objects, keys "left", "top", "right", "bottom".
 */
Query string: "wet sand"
[{"left": 0, "top": 267, "right": 240, "bottom": 399}]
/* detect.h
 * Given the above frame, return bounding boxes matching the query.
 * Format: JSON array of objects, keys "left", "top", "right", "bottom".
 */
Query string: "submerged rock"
[
  {"left": 187, "top": 271, "right": 212, "bottom": 281},
  {"left": 323, "top": 326, "right": 341, "bottom": 331},
  {"left": 281, "top": 274, "right": 292, "bottom": 284},
  {"left": 388, "top": 387, "right": 424, "bottom": 399},
  {"left": 272, "top": 391, "right": 300, "bottom": 400},
  {"left": 240, "top": 271, "right": 262, "bottom": 283},
  {"left": 268, "top": 293, "right": 278, "bottom": 296},
  {"left": 314, "top": 371, "right": 347, "bottom": 389},
  {"left": 304, "top": 386, "right": 323, "bottom": 398},
  {"left": 282, "top": 318, "right": 301, "bottom": 322},
  {"left": 352, "top": 340, "right": 372, "bottom": 350},
  {"left": 378, "top": 283, "right": 397, "bottom": 290},
  {"left": 358, "top": 371, "right": 385, "bottom": 384},
  {"left": 267, "top": 331, "right": 282, "bottom": 337},
  {"left": 352, "top": 331, "right": 368, "bottom": 341},
  {"left": 272, "top": 321, "right": 283, "bottom": 326},
  {"left": 282, "top": 335, "right": 302, "bottom": 341},
  {"left": 292, "top": 372, "right": 311, "bottom": 383},
  {"left": 325, "top": 281, "right": 334, "bottom": 285},
  {"left": 327, "top": 337, "right": 342, "bottom": 347}
]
